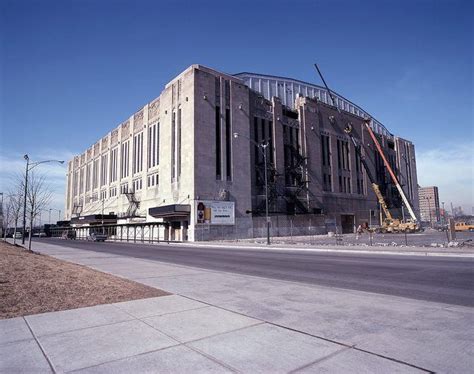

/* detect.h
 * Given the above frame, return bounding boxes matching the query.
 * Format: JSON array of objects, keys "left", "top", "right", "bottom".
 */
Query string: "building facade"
[
  {"left": 65, "top": 65, "right": 419, "bottom": 240},
  {"left": 418, "top": 186, "right": 440, "bottom": 224}
]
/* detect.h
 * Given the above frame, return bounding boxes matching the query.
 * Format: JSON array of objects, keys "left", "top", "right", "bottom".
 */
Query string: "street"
[{"left": 41, "top": 238, "right": 474, "bottom": 307}]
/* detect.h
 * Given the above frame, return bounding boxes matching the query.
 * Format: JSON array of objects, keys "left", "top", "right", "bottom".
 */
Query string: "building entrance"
[{"left": 341, "top": 214, "right": 355, "bottom": 234}]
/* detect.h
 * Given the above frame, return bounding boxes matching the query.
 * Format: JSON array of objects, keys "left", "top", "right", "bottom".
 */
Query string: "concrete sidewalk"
[{"left": 2, "top": 240, "right": 473, "bottom": 373}]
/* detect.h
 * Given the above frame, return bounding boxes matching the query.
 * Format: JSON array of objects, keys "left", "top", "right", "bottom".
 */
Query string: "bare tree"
[
  {"left": 25, "top": 171, "right": 53, "bottom": 250},
  {"left": 2, "top": 178, "right": 25, "bottom": 244}
]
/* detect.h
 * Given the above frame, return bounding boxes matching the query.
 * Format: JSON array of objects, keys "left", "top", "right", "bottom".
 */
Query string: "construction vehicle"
[
  {"left": 314, "top": 63, "right": 421, "bottom": 233},
  {"left": 344, "top": 123, "right": 420, "bottom": 233}
]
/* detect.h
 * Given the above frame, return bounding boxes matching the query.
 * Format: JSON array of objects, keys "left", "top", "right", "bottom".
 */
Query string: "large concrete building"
[
  {"left": 418, "top": 186, "right": 440, "bottom": 224},
  {"left": 65, "top": 65, "right": 419, "bottom": 241}
]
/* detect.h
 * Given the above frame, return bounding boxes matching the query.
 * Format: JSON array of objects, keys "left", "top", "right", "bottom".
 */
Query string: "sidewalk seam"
[
  {"left": 115, "top": 305, "right": 241, "bottom": 373},
  {"left": 178, "top": 293, "right": 435, "bottom": 373},
  {"left": 24, "top": 315, "right": 135, "bottom": 339},
  {"left": 289, "top": 346, "right": 351, "bottom": 373},
  {"left": 23, "top": 317, "right": 57, "bottom": 374}
]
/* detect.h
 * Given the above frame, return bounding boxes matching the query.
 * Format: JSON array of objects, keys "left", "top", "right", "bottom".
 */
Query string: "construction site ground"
[{"left": 219, "top": 229, "right": 474, "bottom": 255}]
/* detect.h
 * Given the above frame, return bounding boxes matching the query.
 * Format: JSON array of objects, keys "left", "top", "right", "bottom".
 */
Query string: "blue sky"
[{"left": 1, "top": 0, "right": 473, "bottom": 216}]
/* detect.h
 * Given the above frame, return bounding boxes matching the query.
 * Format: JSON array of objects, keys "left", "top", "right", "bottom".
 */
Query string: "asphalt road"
[{"left": 41, "top": 238, "right": 474, "bottom": 307}]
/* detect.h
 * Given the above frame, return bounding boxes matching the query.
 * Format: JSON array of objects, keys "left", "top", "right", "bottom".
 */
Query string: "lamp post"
[
  {"left": 49, "top": 208, "right": 62, "bottom": 223},
  {"left": 22, "top": 155, "right": 64, "bottom": 245},
  {"left": 233, "top": 132, "right": 271, "bottom": 245}
]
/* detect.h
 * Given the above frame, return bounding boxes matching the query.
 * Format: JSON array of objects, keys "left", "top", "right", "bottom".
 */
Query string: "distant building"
[
  {"left": 418, "top": 186, "right": 440, "bottom": 224},
  {"left": 65, "top": 65, "right": 419, "bottom": 241}
]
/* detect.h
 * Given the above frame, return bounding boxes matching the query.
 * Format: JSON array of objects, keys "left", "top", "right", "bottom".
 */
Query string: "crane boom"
[
  {"left": 344, "top": 126, "right": 393, "bottom": 221},
  {"left": 313, "top": 62, "right": 419, "bottom": 230},
  {"left": 362, "top": 119, "right": 418, "bottom": 222}
]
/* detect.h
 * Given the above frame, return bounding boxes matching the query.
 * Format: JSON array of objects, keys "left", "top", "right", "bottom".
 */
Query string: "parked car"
[
  {"left": 87, "top": 233, "right": 107, "bottom": 242},
  {"left": 33, "top": 232, "right": 47, "bottom": 237},
  {"left": 13, "top": 232, "right": 22, "bottom": 239}
]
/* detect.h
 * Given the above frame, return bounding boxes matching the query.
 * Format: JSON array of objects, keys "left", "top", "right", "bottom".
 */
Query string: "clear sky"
[{"left": 1, "top": 0, "right": 473, "bottom": 217}]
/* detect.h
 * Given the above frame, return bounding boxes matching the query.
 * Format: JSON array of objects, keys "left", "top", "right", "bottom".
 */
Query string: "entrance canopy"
[
  {"left": 149, "top": 204, "right": 191, "bottom": 219},
  {"left": 71, "top": 214, "right": 117, "bottom": 225}
]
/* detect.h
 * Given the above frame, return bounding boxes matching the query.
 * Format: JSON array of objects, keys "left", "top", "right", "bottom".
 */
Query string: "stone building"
[
  {"left": 418, "top": 186, "right": 440, "bottom": 224},
  {"left": 65, "top": 65, "right": 419, "bottom": 241}
]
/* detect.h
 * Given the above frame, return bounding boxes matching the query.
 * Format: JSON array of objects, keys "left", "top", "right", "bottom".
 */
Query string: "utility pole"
[
  {"left": 101, "top": 199, "right": 105, "bottom": 234},
  {"left": 233, "top": 132, "right": 271, "bottom": 245}
]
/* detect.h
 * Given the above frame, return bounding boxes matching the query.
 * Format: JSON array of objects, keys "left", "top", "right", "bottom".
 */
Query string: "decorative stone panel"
[
  {"left": 133, "top": 109, "right": 144, "bottom": 132},
  {"left": 148, "top": 98, "right": 159, "bottom": 121},
  {"left": 93, "top": 142, "right": 100, "bottom": 157},
  {"left": 121, "top": 120, "right": 130, "bottom": 138},
  {"left": 111, "top": 129, "right": 119, "bottom": 145},
  {"left": 101, "top": 136, "right": 109, "bottom": 151}
]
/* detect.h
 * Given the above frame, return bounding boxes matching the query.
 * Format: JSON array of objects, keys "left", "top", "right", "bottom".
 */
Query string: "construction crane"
[
  {"left": 343, "top": 124, "right": 392, "bottom": 220},
  {"left": 344, "top": 123, "right": 420, "bottom": 233},
  {"left": 314, "top": 63, "right": 420, "bottom": 233}
]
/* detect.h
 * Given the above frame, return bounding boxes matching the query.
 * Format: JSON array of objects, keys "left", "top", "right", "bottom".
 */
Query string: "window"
[
  {"left": 110, "top": 147, "right": 118, "bottom": 183},
  {"left": 86, "top": 163, "right": 91, "bottom": 191},
  {"left": 225, "top": 108, "right": 232, "bottom": 180},
  {"left": 120, "top": 183, "right": 128, "bottom": 195},
  {"left": 92, "top": 159, "right": 99, "bottom": 189},
  {"left": 215, "top": 106, "right": 221, "bottom": 179},
  {"left": 133, "top": 132, "right": 143, "bottom": 174},
  {"left": 109, "top": 186, "right": 117, "bottom": 198},
  {"left": 73, "top": 170, "right": 79, "bottom": 197},
  {"left": 133, "top": 178, "right": 142, "bottom": 191},
  {"left": 147, "top": 173, "right": 159, "bottom": 188},
  {"left": 120, "top": 141, "right": 129, "bottom": 179},
  {"left": 323, "top": 173, "right": 332, "bottom": 192},
  {"left": 171, "top": 111, "right": 176, "bottom": 181},
  {"left": 357, "top": 178, "right": 364, "bottom": 195},
  {"left": 321, "top": 135, "right": 331, "bottom": 166},
  {"left": 79, "top": 168, "right": 84, "bottom": 194},
  {"left": 147, "top": 122, "right": 160, "bottom": 168},
  {"left": 100, "top": 189, "right": 107, "bottom": 200},
  {"left": 337, "top": 140, "right": 350, "bottom": 171},
  {"left": 100, "top": 154, "right": 108, "bottom": 187},
  {"left": 177, "top": 108, "right": 182, "bottom": 178}
]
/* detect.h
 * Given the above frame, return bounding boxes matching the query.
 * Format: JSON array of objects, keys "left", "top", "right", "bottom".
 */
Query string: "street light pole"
[
  {"left": 22, "top": 155, "right": 29, "bottom": 244},
  {"left": 234, "top": 132, "right": 271, "bottom": 245},
  {"left": 262, "top": 142, "right": 270, "bottom": 245},
  {"left": 21, "top": 155, "right": 65, "bottom": 246}
]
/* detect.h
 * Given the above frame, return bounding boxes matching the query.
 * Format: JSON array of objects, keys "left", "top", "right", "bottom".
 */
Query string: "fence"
[{"left": 50, "top": 222, "right": 183, "bottom": 243}]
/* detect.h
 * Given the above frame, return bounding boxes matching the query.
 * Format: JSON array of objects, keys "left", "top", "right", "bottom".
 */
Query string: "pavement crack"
[{"left": 289, "top": 346, "right": 351, "bottom": 373}]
